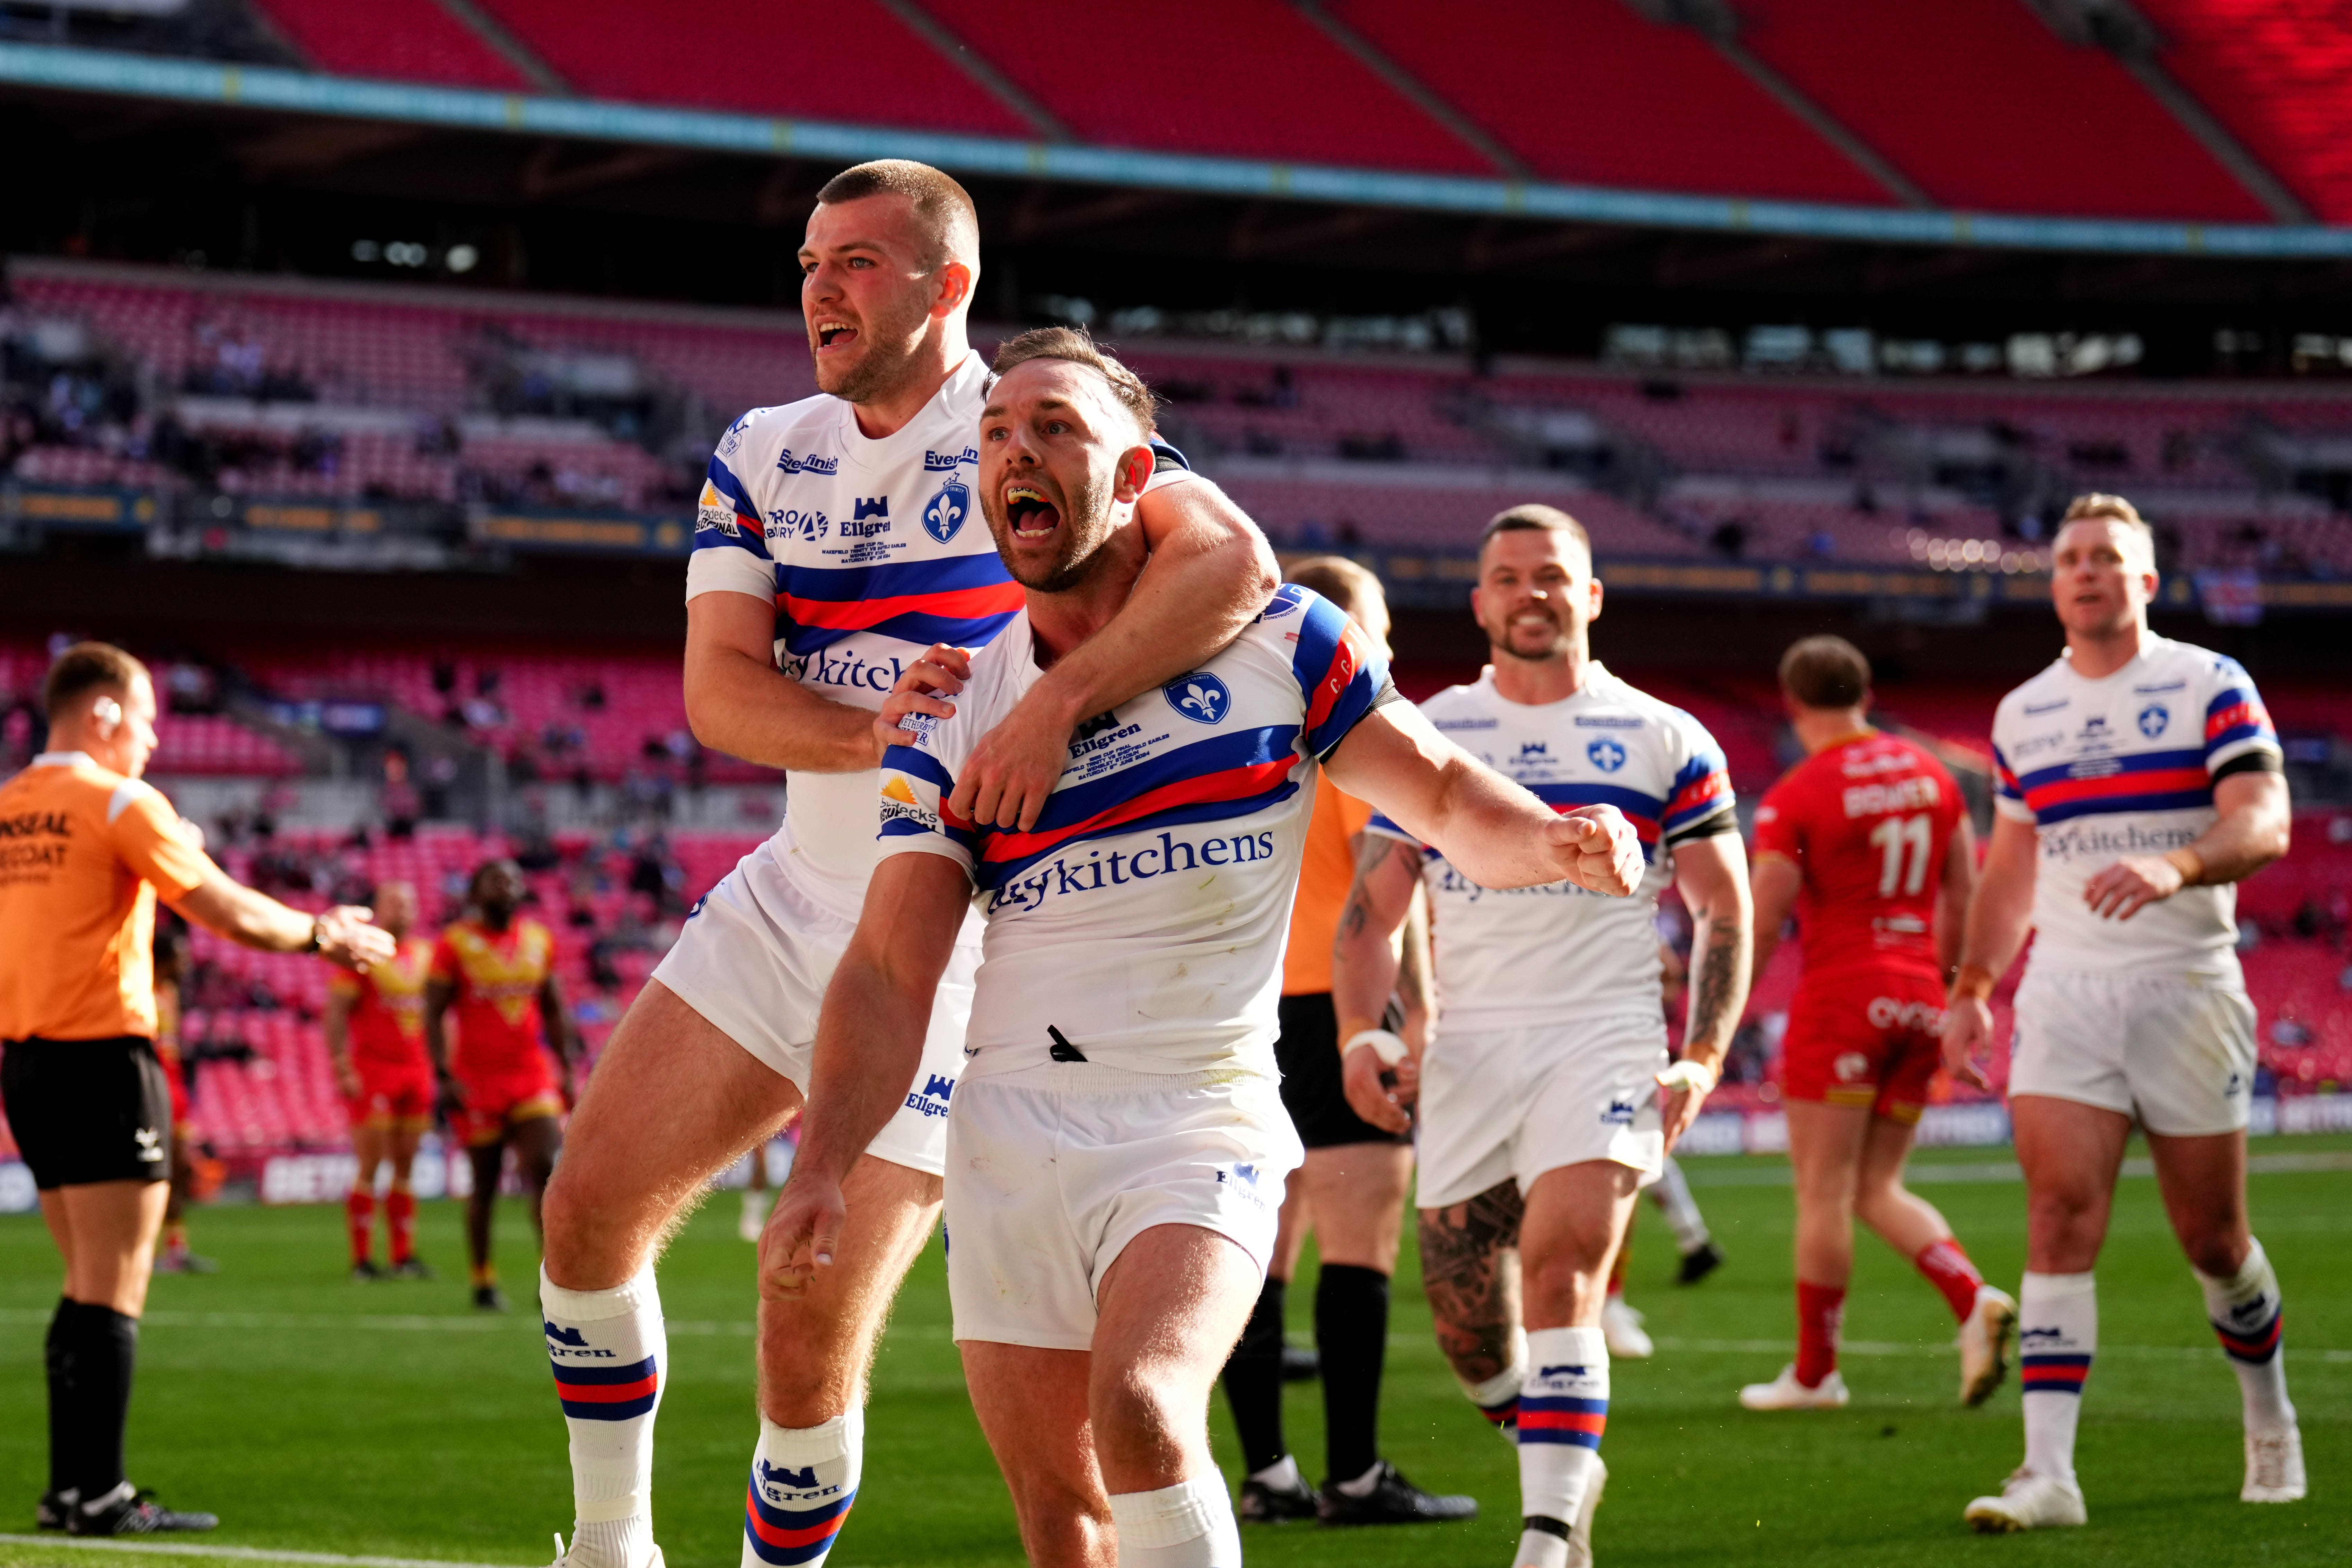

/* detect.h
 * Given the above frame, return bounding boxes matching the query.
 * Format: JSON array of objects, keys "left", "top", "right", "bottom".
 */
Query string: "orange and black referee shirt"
[{"left": 0, "top": 752, "right": 214, "bottom": 1043}]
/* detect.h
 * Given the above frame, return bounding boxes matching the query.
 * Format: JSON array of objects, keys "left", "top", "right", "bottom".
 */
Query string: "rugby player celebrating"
[
  {"left": 325, "top": 880, "right": 438, "bottom": 1280},
  {"left": 1328, "top": 506, "right": 1753, "bottom": 1568},
  {"left": 767, "top": 330, "right": 1643, "bottom": 1568},
  {"left": 1737, "top": 636, "right": 2013, "bottom": 1412},
  {"left": 1946, "top": 494, "right": 2299, "bottom": 1530},
  {"left": 1, "top": 642, "right": 392, "bottom": 1536},
  {"left": 532, "top": 161, "right": 1274, "bottom": 1568}
]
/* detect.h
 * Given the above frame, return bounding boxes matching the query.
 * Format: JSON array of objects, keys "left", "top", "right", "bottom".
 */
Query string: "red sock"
[
  {"left": 1796, "top": 1281, "right": 1845, "bottom": 1388},
  {"left": 1914, "top": 1238, "right": 1985, "bottom": 1323},
  {"left": 386, "top": 1187, "right": 416, "bottom": 1265},
  {"left": 346, "top": 1186, "right": 375, "bottom": 1267}
]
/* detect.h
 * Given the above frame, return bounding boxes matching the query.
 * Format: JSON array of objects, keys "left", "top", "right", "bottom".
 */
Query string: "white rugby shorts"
[
  {"left": 2008, "top": 966, "right": 2256, "bottom": 1136},
  {"left": 650, "top": 840, "right": 976, "bottom": 1177},
  {"left": 943, "top": 1061, "right": 1302, "bottom": 1351},
  {"left": 1415, "top": 1013, "right": 1669, "bottom": 1209}
]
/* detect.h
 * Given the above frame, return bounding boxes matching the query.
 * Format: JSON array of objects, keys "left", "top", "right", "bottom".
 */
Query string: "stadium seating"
[
  {"left": 468, "top": 0, "right": 1031, "bottom": 135},
  {"left": 917, "top": 0, "right": 1490, "bottom": 173},
  {"left": 1331, "top": 0, "right": 1890, "bottom": 203},
  {"left": 251, "top": 0, "right": 532, "bottom": 91},
  {"left": 2136, "top": 0, "right": 2352, "bottom": 224},
  {"left": 1734, "top": 0, "right": 2270, "bottom": 221}
]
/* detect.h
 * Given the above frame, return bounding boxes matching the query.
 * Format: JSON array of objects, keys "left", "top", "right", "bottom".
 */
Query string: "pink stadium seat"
[
  {"left": 918, "top": 0, "right": 1490, "bottom": 173},
  {"left": 469, "top": 0, "right": 1029, "bottom": 134},
  {"left": 252, "top": 0, "right": 533, "bottom": 90},
  {"left": 1735, "top": 0, "right": 2269, "bottom": 220},
  {"left": 1332, "top": 0, "right": 1889, "bottom": 202},
  {"left": 2137, "top": 0, "right": 2352, "bottom": 224}
]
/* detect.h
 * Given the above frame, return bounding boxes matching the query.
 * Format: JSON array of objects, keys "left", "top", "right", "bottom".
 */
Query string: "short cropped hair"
[
  {"left": 816, "top": 159, "right": 979, "bottom": 270},
  {"left": 2059, "top": 492, "right": 2157, "bottom": 566},
  {"left": 1779, "top": 635, "right": 1871, "bottom": 711},
  {"left": 1287, "top": 556, "right": 1389, "bottom": 626},
  {"left": 1480, "top": 504, "right": 1591, "bottom": 561},
  {"left": 44, "top": 641, "right": 148, "bottom": 720},
  {"left": 990, "top": 326, "right": 1158, "bottom": 438}
]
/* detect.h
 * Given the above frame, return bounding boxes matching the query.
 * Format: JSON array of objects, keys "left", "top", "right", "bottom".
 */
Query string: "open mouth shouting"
[
  {"left": 813, "top": 317, "right": 859, "bottom": 352},
  {"left": 1002, "top": 482, "right": 1062, "bottom": 540}
]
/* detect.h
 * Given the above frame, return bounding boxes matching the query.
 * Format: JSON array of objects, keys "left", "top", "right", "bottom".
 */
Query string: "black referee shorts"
[
  {"left": 1275, "top": 992, "right": 1412, "bottom": 1149},
  {"left": 0, "top": 1036, "right": 174, "bottom": 1190}
]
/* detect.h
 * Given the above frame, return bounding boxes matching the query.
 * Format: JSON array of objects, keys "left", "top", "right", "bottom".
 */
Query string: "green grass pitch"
[{"left": 3, "top": 1135, "right": 2346, "bottom": 1567}]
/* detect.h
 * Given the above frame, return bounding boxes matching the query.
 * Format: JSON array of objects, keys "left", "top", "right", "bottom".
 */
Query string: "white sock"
[
  {"left": 2196, "top": 1237, "right": 2294, "bottom": 1432},
  {"left": 1246, "top": 1454, "right": 1300, "bottom": 1490},
  {"left": 1106, "top": 1476, "right": 1240, "bottom": 1568},
  {"left": 1517, "top": 1327, "right": 1607, "bottom": 1566},
  {"left": 2018, "top": 1271, "right": 2095, "bottom": 1484},
  {"left": 541, "top": 1264, "right": 665, "bottom": 1568},
  {"left": 1458, "top": 1325, "right": 1527, "bottom": 1435},
  {"left": 1648, "top": 1156, "right": 1711, "bottom": 1252},
  {"left": 743, "top": 1409, "right": 862, "bottom": 1568}
]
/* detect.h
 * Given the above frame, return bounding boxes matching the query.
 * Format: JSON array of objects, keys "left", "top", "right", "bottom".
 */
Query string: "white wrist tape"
[
  {"left": 1656, "top": 1059, "right": 1717, "bottom": 1096},
  {"left": 1344, "top": 1028, "right": 1410, "bottom": 1067}
]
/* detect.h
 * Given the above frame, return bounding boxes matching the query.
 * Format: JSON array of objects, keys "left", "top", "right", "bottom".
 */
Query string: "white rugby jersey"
[
  {"left": 686, "top": 352, "right": 1188, "bottom": 923},
  {"left": 877, "top": 585, "right": 1390, "bottom": 1077},
  {"left": 1991, "top": 636, "right": 2281, "bottom": 977},
  {"left": 1365, "top": 663, "right": 1735, "bottom": 1032}
]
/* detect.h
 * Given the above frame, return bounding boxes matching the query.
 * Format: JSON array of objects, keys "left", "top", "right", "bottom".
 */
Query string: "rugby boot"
[
  {"left": 1600, "top": 1296, "right": 1653, "bottom": 1359},
  {"left": 392, "top": 1256, "right": 438, "bottom": 1280},
  {"left": 69, "top": 1483, "right": 218, "bottom": 1535},
  {"left": 551, "top": 1533, "right": 666, "bottom": 1567},
  {"left": 1676, "top": 1242, "right": 1724, "bottom": 1286},
  {"left": 1565, "top": 1456, "right": 1606, "bottom": 1568},
  {"left": 1965, "top": 1468, "right": 2086, "bottom": 1532},
  {"left": 1739, "top": 1365, "right": 1850, "bottom": 1411},
  {"left": 36, "top": 1488, "right": 74, "bottom": 1530},
  {"left": 1239, "top": 1469, "right": 1321, "bottom": 1523},
  {"left": 1318, "top": 1461, "right": 1477, "bottom": 1525},
  {"left": 352, "top": 1258, "right": 388, "bottom": 1282},
  {"left": 2243, "top": 1425, "right": 2307, "bottom": 1503},
  {"left": 474, "top": 1283, "right": 511, "bottom": 1312},
  {"left": 1958, "top": 1286, "right": 2018, "bottom": 1407}
]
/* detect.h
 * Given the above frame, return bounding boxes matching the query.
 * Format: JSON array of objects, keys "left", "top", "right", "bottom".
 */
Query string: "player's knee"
[
  {"left": 2179, "top": 1227, "right": 2248, "bottom": 1279},
  {"left": 1091, "top": 1366, "right": 1186, "bottom": 1463}
]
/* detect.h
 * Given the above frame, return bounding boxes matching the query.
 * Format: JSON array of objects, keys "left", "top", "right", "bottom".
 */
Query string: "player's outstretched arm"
[
  {"left": 174, "top": 866, "right": 392, "bottom": 970},
  {"left": 1665, "top": 833, "right": 1753, "bottom": 1150},
  {"left": 1331, "top": 833, "right": 1424, "bottom": 1135},
  {"left": 952, "top": 478, "right": 1278, "bottom": 830},
  {"left": 683, "top": 589, "right": 882, "bottom": 775},
  {"left": 766, "top": 852, "right": 969, "bottom": 1289},
  {"left": 2080, "top": 770, "right": 2289, "bottom": 921},
  {"left": 1324, "top": 701, "right": 1644, "bottom": 896},
  {"left": 1942, "top": 813, "right": 2038, "bottom": 1088}
]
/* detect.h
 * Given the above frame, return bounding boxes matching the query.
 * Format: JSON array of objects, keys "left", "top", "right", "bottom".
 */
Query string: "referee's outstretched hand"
[
  {"left": 762, "top": 1171, "right": 845, "bottom": 1299},
  {"left": 1544, "top": 805, "right": 1644, "bottom": 898}
]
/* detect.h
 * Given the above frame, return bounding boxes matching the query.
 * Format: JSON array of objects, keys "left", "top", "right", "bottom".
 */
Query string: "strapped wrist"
[
  {"left": 1949, "top": 963, "right": 1996, "bottom": 1003},
  {"left": 1344, "top": 1028, "right": 1409, "bottom": 1067},
  {"left": 2162, "top": 846, "right": 2205, "bottom": 888}
]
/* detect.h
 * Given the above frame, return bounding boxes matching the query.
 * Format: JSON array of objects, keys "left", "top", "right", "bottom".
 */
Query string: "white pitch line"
[
  {"left": 1684, "top": 1149, "right": 2352, "bottom": 1189},
  {"left": 0, "top": 1309, "right": 753, "bottom": 1336},
  {"left": 0, "top": 1534, "right": 525, "bottom": 1568},
  {"left": 1645, "top": 1335, "right": 2352, "bottom": 1364}
]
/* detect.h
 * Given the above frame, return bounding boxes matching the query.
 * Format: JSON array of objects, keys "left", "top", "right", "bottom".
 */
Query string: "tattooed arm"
[
  {"left": 1416, "top": 1179, "right": 1525, "bottom": 1387},
  {"left": 1665, "top": 829, "right": 1753, "bottom": 1150},
  {"left": 1396, "top": 880, "right": 1435, "bottom": 1053},
  {"left": 1331, "top": 830, "right": 1424, "bottom": 1134}
]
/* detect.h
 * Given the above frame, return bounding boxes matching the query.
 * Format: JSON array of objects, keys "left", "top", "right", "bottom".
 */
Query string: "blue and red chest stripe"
[
  {"left": 2013, "top": 746, "right": 2214, "bottom": 825},
  {"left": 773, "top": 554, "right": 1023, "bottom": 657}
]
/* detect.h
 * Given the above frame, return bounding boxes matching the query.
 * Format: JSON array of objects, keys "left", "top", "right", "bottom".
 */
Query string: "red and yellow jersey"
[
  {"left": 330, "top": 936, "right": 435, "bottom": 1070},
  {"left": 1753, "top": 730, "right": 1963, "bottom": 984},
  {"left": 1282, "top": 772, "right": 1375, "bottom": 997},
  {"left": 430, "top": 917, "right": 555, "bottom": 1080},
  {"left": 0, "top": 753, "right": 214, "bottom": 1042}
]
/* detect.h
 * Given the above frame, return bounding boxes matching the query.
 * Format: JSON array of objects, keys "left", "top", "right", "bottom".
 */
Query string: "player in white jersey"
[
  {"left": 764, "top": 331, "right": 1644, "bottom": 1568},
  {"left": 532, "top": 163, "right": 1277, "bottom": 1568},
  {"left": 1331, "top": 505, "right": 1753, "bottom": 1568},
  {"left": 1944, "top": 494, "right": 2297, "bottom": 1531}
]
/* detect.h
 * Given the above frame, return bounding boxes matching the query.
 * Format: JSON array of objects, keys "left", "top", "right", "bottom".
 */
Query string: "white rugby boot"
[
  {"left": 1600, "top": 1296, "right": 1653, "bottom": 1359},
  {"left": 738, "top": 1188, "right": 771, "bottom": 1243},
  {"left": 551, "top": 1533, "right": 664, "bottom": 1568},
  {"left": 1564, "top": 1456, "right": 1605, "bottom": 1568},
  {"left": 1738, "top": 1364, "right": 1849, "bottom": 1411},
  {"left": 1959, "top": 1285, "right": 2018, "bottom": 1407},
  {"left": 1965, "top": 1468, "right": 2087, "bottom": 1532},
  {"left": 2243, "top": 1425, "right": 2307, "bottom": 1503}
]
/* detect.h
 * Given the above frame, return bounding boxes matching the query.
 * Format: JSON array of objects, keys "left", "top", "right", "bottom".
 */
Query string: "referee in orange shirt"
[{"left": 0, "top": 643, "right": 392, "bottom": 1536}]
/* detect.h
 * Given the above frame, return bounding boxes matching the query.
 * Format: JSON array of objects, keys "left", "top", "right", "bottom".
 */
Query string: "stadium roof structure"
[{"left": 4, "top": 0, "right": 2352, "bottom": 264}]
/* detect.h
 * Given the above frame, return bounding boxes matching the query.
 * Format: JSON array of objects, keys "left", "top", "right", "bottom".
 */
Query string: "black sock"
[
  {"left": 67, "top": 1300, "right": 138, "bottom": 1503},
  {"left": 1316, "top": 1263, "right": 1390, "bottom": 1484},
  {"left": 45, "top": 1298, "right": 78, "bottom": 1496},
  {"left": 1219, "top": 1277, "right": 1288, "bottom": 1475}
]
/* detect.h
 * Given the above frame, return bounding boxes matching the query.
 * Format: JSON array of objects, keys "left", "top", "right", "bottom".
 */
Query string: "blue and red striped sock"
[
  {"left": 541, "top": 1263, "right": 665, "bottom": 1568},
  {"left": 1517, "top": 1326, "right": 1606, "bottom": 1568},
  {"left": 2197, "top": 1237, "right": 2294, "bottom": 1432},
  {"left": 2018, "top": 1271, "right": 2095, "bottom": 1483},
  {"left": 743, "top": 1409, "right": 861, "bottom": 1567}
]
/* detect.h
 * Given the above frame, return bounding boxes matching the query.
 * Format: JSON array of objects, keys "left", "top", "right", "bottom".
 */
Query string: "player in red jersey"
[
  {"left": 325, "top": 881, "right": 438, "bottom": 1281},
  {"left": 1737, "top": 637, "right": 2016, "bottom": 1411},
  {"left": 424, "top": 860, "right": 577, "bottom": 1311}
]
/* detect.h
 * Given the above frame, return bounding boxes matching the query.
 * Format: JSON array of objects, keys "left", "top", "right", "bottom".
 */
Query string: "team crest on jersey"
[
  {"left": 1587, "top": 737, "right": 1627, "bottom": 772},
  {"left": 923, "top": 478, "right": 969, "bottom": 542},
  {"left": 2136, "top": 702, "right": 2170, "bottom": 739},
  {"left": 1164, "top": 672, "right": 1230, "bottom": 725}
]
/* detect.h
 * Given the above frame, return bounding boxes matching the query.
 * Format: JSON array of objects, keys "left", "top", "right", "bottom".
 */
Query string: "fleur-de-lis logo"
[
  {"left": 1164, "top": 671, "right": 1231, "bottom": 725},
  {"left": 923, "top": 479, "right": 968, "bottom": 543}
]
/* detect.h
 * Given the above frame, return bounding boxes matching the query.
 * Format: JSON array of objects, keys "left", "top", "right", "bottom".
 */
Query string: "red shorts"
[
  {"left": 449, "top": 1059, "right": 564, "bottom": 1148},
  {"left": 348, "top": 1059, "right": 436, "bottom": 1129},
  {"left": 1781, "top": 970, "right": 1948, "bottom": 1124}
]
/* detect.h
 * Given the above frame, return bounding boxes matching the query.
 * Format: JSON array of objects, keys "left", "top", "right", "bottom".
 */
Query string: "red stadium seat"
[
  {"left": 2137, "top": 0, "right": 2352, "bottom": 224},
  {"left": 252, "top": 0, "right": 533, "bottom": 90}
]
